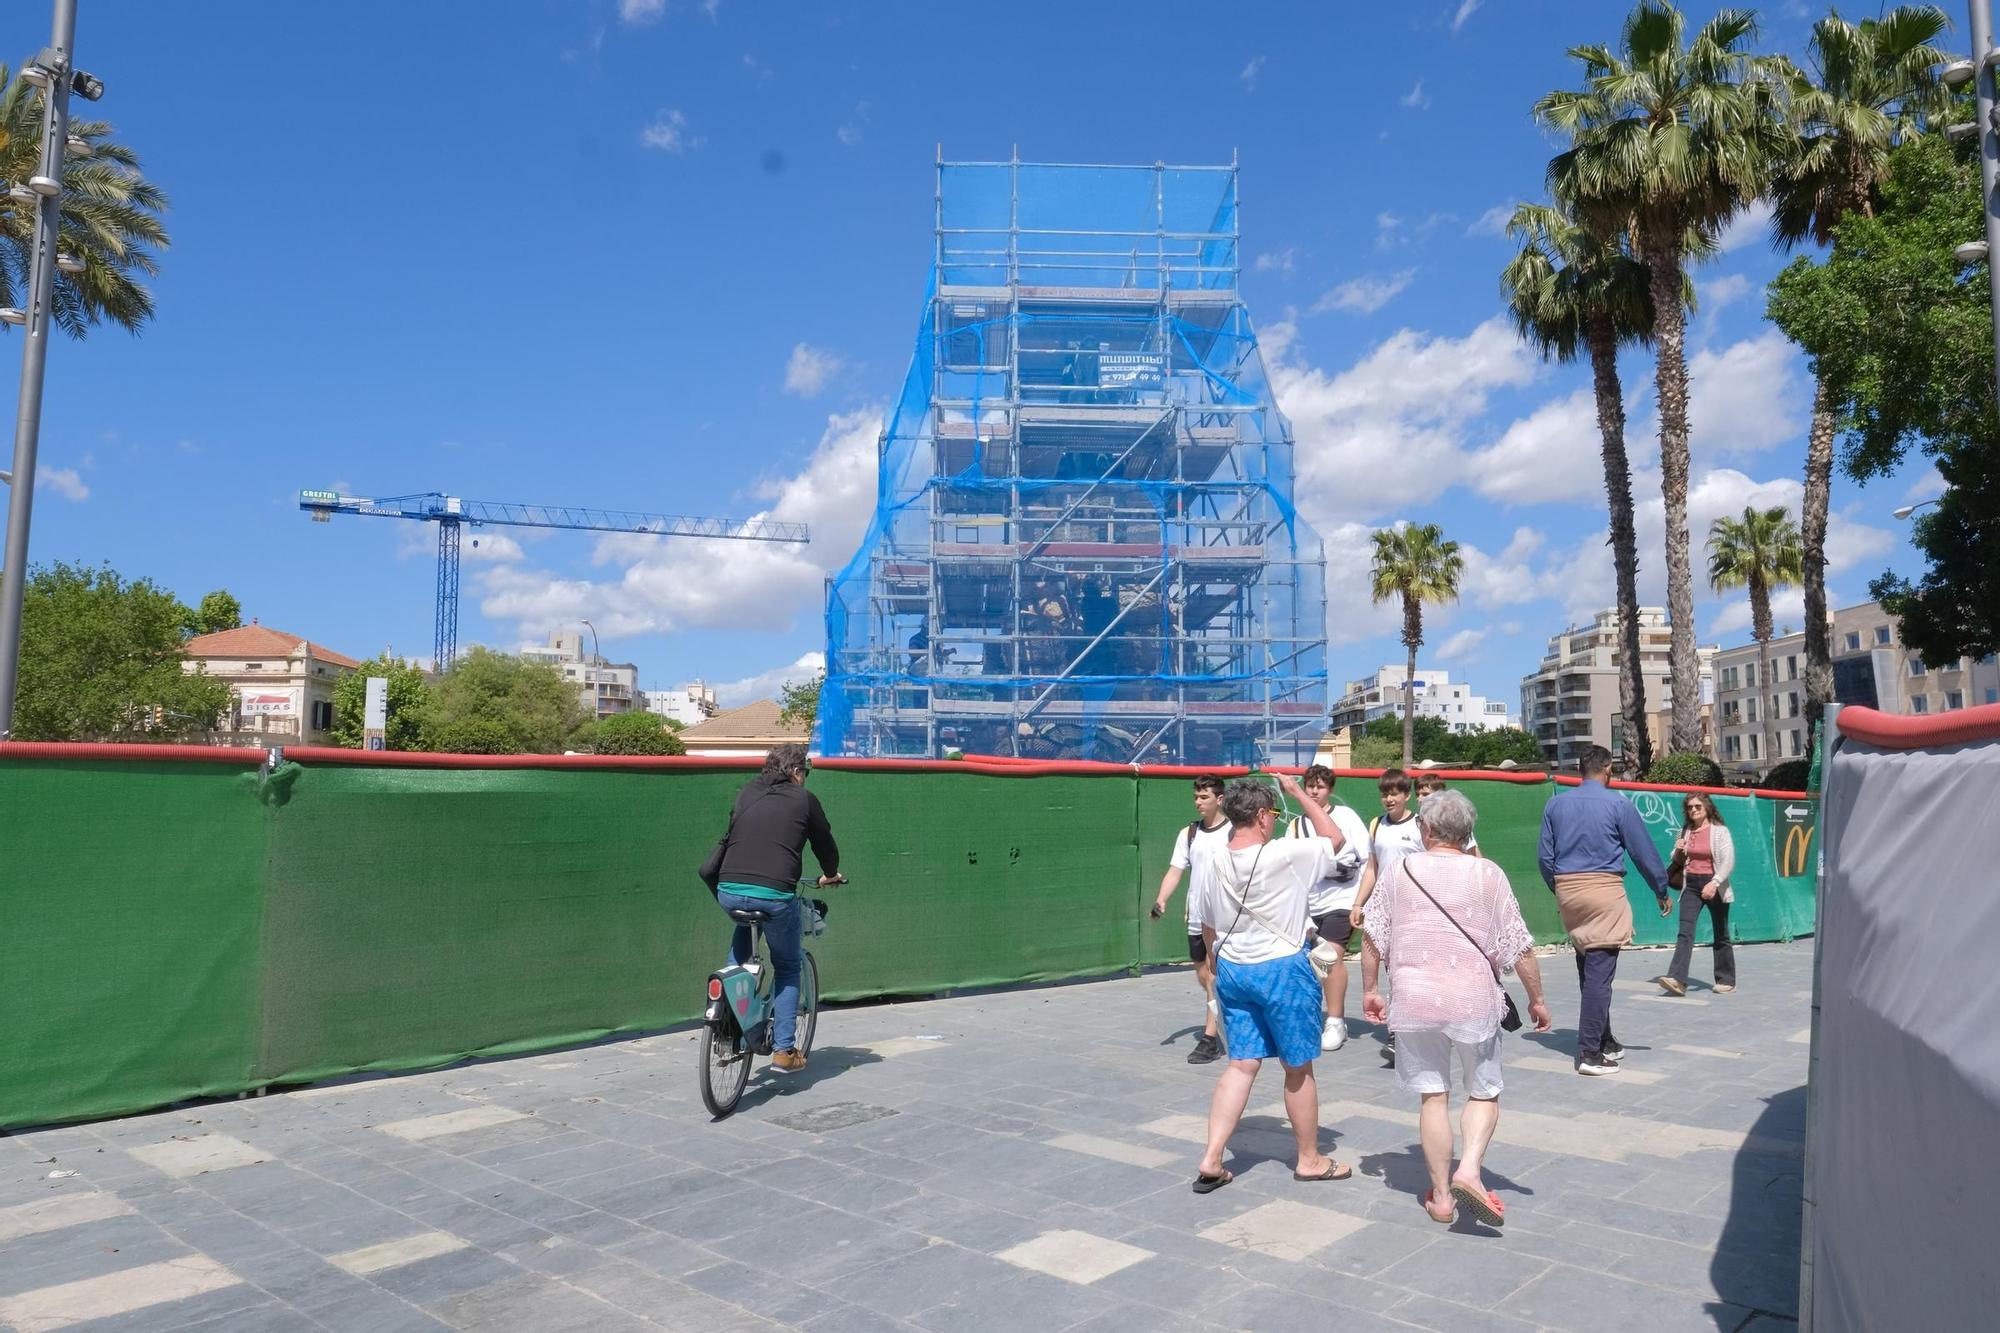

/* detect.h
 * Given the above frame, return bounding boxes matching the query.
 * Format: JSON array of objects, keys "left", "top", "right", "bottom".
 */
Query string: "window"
[
  {"left": 1987, "top": 688, "right": 1999, "bottom": 705},
  {"left": 1746, "top": 698, "right": 1759, "bottom": 722},
  {"left": 1722, "top": 667, "right": 1737, "bottom": 690},
  {"left": 311, "top": 700, "right": 333, "bottom": 731},
  {"left": 1845, "top": 632, "right": 1862, "bottom": 653},
  {"left": 1912, "top": 696, "right": 1929, "bottom": 714},
  {"left": 1791, "top": 730, "right": 1804, "bottom": 756},
  {"left": 1749, "top": 734, "right": 1760, "bottom": 759},
  {"left": 1875, "top": 626, "right": 1891, "bottom": 645},
  {"left": 1725, "top": 735, "right": 1740, "bottom": 759},
  {"left": 244, "top": 663, "right": 263, "bottom": 671},
  {"left": 1787, "top": 655, "right": 1798, "bottom": 680},
  {"left": 1788, "top": 692, "right": 1800, "bottom": 718},
  {"left": 1910, "top": 660, "right": 1926, "bottom": 677},
  {"left": 1745, "top": 663, "right": 1758, "bottom": 688},
  {"left": 1948, "top": 691, "right": 1964, "bottom": 710}
]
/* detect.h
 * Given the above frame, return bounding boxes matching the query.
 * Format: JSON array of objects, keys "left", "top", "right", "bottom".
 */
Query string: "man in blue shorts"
[{"left": 1190, "top": 773, "right": 1354, "bottom": 1193}]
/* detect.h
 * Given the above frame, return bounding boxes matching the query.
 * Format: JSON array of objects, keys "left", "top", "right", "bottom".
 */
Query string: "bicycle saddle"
[{"left": 725, "top": 908, "right": 773, "bottom": 924}]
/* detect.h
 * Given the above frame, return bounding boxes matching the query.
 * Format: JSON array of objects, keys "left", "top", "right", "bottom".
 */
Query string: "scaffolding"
[{"left": 816, "top": 156, "right": 1328, "bottom": 765}]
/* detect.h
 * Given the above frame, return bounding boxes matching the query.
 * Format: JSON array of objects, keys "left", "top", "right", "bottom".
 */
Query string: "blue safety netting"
[{"left": 816, "top": 161, "right": 1326, "bottom": 765}]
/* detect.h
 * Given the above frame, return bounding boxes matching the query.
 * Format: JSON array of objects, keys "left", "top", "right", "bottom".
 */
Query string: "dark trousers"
[
  {"left": 1668, "top": 874, "right": 1736, "bottom": 987},
  {"left": 1575, "top": 947, "right": 1620, "bottom": 1056}
]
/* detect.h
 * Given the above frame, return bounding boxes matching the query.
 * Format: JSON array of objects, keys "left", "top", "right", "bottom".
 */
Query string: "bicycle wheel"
[
  {"left": 795, "top": 952, "right": 820, "bottom": 1058},
  {"left": 699, "top": 1019, "right": 751, "bottom": 1118}
]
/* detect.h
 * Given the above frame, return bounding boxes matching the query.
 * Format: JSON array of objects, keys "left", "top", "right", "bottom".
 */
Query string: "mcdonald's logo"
[{"left": 1779, "top": 818, "right": 1815, "bottom": 878}]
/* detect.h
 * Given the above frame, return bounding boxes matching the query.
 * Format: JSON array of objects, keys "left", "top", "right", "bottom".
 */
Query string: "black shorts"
[
  {"left": 1312, "top": 909, "right": 1355, "bottom": 947},
  {"left": 1187, "top": 932, "right": 1209, "bottom": 964}
]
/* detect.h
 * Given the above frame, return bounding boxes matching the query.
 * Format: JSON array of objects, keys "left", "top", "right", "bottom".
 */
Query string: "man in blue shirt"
[{"left": 1537, "top": 745, "right": 1670, "bottom": 1076}]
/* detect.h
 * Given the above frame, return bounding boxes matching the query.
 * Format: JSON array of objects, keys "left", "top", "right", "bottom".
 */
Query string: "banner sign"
[
  {"left": 1098, "top": 352, "right": 1165, "bottom": 389},
  {"left": 239, "top": 691, "right": 295, "bottom": 717},
  {"left": 1775, "top": 796, "right": 1817, "bottom": 878}
]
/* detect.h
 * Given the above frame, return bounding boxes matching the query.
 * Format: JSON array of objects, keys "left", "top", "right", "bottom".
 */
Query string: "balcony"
[{"left": 1558, "top": 674, "right": 1593, "bottom": 697}]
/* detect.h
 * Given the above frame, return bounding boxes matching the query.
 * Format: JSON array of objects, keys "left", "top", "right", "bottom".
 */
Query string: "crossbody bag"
[{"left": 1403, "top": 864, "right": 1523, "bottom": 1033}]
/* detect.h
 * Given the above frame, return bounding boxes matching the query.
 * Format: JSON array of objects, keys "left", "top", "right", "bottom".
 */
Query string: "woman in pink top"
[
  {"left": 1360, "top": 790, "right": 1552, "bottom": 1228},
  {"left": 1660, "top": 794, "right": 1737, "bottom": 996}
]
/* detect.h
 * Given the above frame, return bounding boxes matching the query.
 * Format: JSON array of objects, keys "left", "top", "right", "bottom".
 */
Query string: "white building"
[
  {"left": 520, "top": 631, "right": 639, "bottom": 720},
  {"left": 643, "top": 682, "right": 718, "bottom": 728},
  {"left": 1331, "top": 665, "right": 1517, "bottom": 735},
  {"left": 181, "top": 622, "right": 359, "bottom": 746}
]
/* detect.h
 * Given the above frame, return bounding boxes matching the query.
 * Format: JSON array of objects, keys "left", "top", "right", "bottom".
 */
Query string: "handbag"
[
  {"left": 1667, "top": 844, "right": 1687, "bottom": 891},
  {"left": 1403, "top": 865, "right": 1524, "bottom": 1033}
]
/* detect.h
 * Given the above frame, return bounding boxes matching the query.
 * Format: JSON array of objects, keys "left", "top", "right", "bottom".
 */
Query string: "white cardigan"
[{"left": 1676, "top": 822, "right": 1736, "bottom": 903}]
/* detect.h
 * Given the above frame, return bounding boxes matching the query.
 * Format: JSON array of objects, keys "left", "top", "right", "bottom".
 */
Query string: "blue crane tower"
[{"left": 299, "top": 489, "right": 809, "bottom": 665}]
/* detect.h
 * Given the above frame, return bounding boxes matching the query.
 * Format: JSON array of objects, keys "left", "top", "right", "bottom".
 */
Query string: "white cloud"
[
  {"left": 1703, "top": 273, "right": 1754, "bottom": 314},
  {"left": 1715, "top": 199, "right": 1775, "bottom": 254},
  {"left": 1264, "top": 314, "right": 1540, "bottom": 526},
  {"left": 35, "top": 467, "right": 87, "bottom": 501},
  {"left": 463, "top": 533, "right": 526, "bottom": 564},
  {"left": 742, "top": 53, "right": 771, "bottom": 80},
  {"left": 640, "top": 109, "right": 700, "bottom": 153},
  {"left": 1240, "top": 56, "right": 1265, "bottom": 91},
  {"left": 1467, "top": 204, "right": 1513, "bottom": 237},
  {"left": 1436, "top": 627, "right": 1488, "bottom": 662},
  {"left": 1474, "top": 387, "right": 1607, "bottom": 505},
  {"left": 1318, "top": 520, "right": 1404, "bottom": 644},
  {"left": 1401, "top": 79, "right": 1430, "bottom": 110},
  {"left": 1254, "top": 247, "right": 1296, "bottom": 273},
  {"left": 618, "top": 0, "right": 667, "bottom": 24},
  {"left": 1452, "top": 0, "right": 1484, "bottom": 31},
  {"left": 1311, "top": 269, "right": 1415, "bottom": 315},
  {"left": 713, "top": 651, "right": 825, "bottom": 708},
  {"left": 1460, "top": 527, "right": 1562, "bottom": 609},
  {"left": 1684, "top": 330, "right": 1806, "bottom": 456},
  {"left": 1708, "top": 587, "right": 1807, "bottom": 639},
  {"left": 1900, "top": 464, "right": 1947, "bottom": 504},
  {"left": 836, "top": 101, "right": 870, "bottom": 147},
  {"left": 475, "top": 408, "right": 881, "bottom": 639},
  {"left": 783, "top": 342, "right": 845, "bottom": 396}
]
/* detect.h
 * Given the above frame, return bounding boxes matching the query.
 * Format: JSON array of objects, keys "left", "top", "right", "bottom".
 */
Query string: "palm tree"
[
  {"left": 1503, "top": 199, "right": 1661, "bottom": 776},
  {"left": 1766, "top": 7, "right": 1950, "bottom": 745},
  {"left": 1708, "top": 504, "right": 1804, "bottom": 772},
  {"left": 1537, "top": 2, "right": 1786, "bottom": 754},
  {"left": 0, "top": 65, "right": 169, "bottom": 336},
  {"left": 1369, "top": 523, "right": 1464, "bottom": 769}
]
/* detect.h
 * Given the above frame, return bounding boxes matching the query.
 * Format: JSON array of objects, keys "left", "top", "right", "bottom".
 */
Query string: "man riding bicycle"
[{"left": 714, "top": 743, "right": 842, "bottom": 1073}]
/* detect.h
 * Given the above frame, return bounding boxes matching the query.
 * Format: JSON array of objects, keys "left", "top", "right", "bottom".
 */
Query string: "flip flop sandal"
[
  {"left": 1420, "top": 1189, "right": 1458, "bottom": 1224},
  {"left": 1191, "top": 1169, "right": 1233, "bottom": 1194},
  {"left": 1449, "top": 1181, "right": 1506, "bottom": 1226},
  {"left": 1292, "top": 1160, "right": 1352, "bottom": 1182}
]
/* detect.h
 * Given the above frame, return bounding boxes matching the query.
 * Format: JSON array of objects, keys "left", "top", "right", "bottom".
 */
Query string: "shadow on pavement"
[
  {"left": 1356, "top": 1142, "right": 1533, "bottom": 1237},
  {"left": 1709, "top": 1083, "right": 1805, "bottom": 1329},
  {"left": 737, "top": 1045, "right": 885, "bottom": 1109}
]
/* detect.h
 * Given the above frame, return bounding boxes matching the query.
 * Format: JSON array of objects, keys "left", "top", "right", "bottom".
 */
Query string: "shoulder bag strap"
[
  {"left": 1212, "top": 843, "right": 1303, "bottom": 951},
  {"left": 1402, "top": 863, "right": 1503, "bottom": 986}
]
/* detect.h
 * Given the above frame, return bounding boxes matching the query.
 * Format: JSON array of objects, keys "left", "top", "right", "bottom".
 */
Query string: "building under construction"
[{"left": 816, "top": 157, "right": 1327, "bottom": 765}]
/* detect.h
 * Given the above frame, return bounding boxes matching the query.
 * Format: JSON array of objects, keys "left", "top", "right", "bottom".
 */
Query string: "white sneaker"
[{"left": 1321, "top": 1017, "right": 1347, "bottom": 1052}]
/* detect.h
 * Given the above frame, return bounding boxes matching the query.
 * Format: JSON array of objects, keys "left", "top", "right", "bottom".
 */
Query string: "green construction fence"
[{"left": 0, "top": 744, "right": 1816, "bottom": 1129}]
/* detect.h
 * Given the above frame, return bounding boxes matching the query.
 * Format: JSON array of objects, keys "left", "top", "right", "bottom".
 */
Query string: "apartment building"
[
  {"left": 1330, "top": 665, "right": 1517, "bottom": 735},
  {"left": 643, "top": 682, "right": 719, "bottom": 728},
  {"left": 1520, "top": 607, "right": 1715, "bottom": 768},
  {"left": 181, "top": 623, "right": 360, "bottom": 746},
  {"left": 520, "top": 631, "right": 639, "bottom": 720},
  {"left": 1714, "top": 601, "right": 2000, "bottom": 777}
]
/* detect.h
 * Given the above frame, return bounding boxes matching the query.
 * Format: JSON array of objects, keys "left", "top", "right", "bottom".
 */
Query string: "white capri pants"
[{"left": 1394, "top": 1029, "right": 1505, "bottom": 1099}]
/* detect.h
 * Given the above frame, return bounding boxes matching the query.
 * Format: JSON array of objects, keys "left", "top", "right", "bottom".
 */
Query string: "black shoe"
[
  {"left": 1187, "top": 1034, "right": 1223, "bottom": 1065},
  {"left": 1601, "top": 1036, "right": 1625, "bottom": 1064},
  {"left": 1576, "top": 1051, "right": 1620, "bottom": 1077}
]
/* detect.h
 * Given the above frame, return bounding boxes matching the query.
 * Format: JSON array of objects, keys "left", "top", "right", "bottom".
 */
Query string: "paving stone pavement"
[{"left": 0, "top": 942, "right": 1809, "bottom": 1332}]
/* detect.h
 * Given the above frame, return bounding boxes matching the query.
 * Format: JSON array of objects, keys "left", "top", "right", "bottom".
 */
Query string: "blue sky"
[{"left": 16, "top": 0, "right": 1944, "bottom": 712}]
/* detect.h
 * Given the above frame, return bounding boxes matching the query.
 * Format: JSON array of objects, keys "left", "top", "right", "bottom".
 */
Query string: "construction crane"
[{"left": 299, "top": 489, "right": 809, "bottom": 665}]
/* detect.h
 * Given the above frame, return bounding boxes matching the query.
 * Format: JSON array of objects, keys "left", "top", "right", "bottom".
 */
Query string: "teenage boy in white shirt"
[
  {"left": 1285, "top": 765, "right": 1368, "bottom": 1051},
  {"left": 1153, "top": 774, "right": 1231, "bottom": 1064},
  {"left": 1349, "top": 768, "right": 1426, "bottom": 1060}
]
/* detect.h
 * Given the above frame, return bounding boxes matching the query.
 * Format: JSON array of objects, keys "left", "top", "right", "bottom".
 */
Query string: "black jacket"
[{"left": 715, "top": 774, "right": 839, "bottom": 893}]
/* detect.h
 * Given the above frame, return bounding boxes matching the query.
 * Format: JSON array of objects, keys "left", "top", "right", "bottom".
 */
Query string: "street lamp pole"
[
  {"left": 1967, "top": 1, "right": 2000, "bottom": 407},
  {"left": 0, "top": 0, "right": 80, "bottom": 738},
  {"left": 580, "top": 619, "right": 601, "bottom": 717}
]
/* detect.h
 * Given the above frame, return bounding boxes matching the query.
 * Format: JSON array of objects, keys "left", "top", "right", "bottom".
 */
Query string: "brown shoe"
[
  {"left": 771, "top": 1050, "right": 807, "bottom": 1074},
  {"left": 1659, "top": 976, "right": 1687, "bottom": 996}
]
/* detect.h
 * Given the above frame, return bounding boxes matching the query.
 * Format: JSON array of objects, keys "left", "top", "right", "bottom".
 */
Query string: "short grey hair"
[
  {"left": 1220, "top": 778, "right": 1277, "bottom": 828},
  {"left": 1416, "top": 788, "right": 1478, "bottom": 848}
]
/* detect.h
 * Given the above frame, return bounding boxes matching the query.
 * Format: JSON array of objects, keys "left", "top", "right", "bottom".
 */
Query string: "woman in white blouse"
[{"left": 1659, "top": 794, "right": 1737, "bottom": 996}]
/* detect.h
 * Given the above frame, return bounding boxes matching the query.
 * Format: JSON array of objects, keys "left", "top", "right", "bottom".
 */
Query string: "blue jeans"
[{"left": 718, "top": 891, "right": 803, "bottom": 1053}]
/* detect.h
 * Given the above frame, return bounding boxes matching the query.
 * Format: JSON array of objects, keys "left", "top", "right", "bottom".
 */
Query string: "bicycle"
[{"left": 699, "top": 877, "right": 844, "bottom": 1118}]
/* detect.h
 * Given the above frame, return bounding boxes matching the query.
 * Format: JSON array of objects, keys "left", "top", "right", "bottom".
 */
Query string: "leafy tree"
[
  {"left": 1766, "top": 6, "right": 1951, "bottom": 735},
  {"left": 576, "top": 709, "right": 685, "bottom": 756},
  {"left": 12, "top": 562, "right": 229, "bottom": 741},
  {"left": 420, "top": 647, "right": 585, "bottom": 754},
  {"left": 777, "top": 672, "right": 823, "bottom": 733},
  {"left": 1539, "top": 2, "right": 1787, "bottom": 752},
  {"left": 329, "top": 655, "right": 430, "bottom": 751},
  {"left": 1467, "top": 727, "right": 1549, "bottom": 768},
  {"left": 0, "top": 65, "right": 169, "bottom": 336},
  {"left": 1646, "top": 751, "right": 1726, "bottom": 787},
  {"left": 1707, "top": 505, "right": 1804, "bottom": 770},
  {"left": 1503, "top": 199, "right": 1673, "bottom": 776},
  {"left": 1350, "top": 733, "right": 1405, "bottom": 770},
  {"left": 1768, "top": 126, "right": 2000, "bottom": 665},
  {"left": 1762, "top": 757, "right": 1813, "bottom": 791},
  {"left": 1360, "top": 713, "right": 1464, "bottom": 765},
  {"left": 189, "top": 590, "right": 242, "bottom": 635},
  {"left": 1368, "top": 524, "right": 1464, "bottom": 769}
]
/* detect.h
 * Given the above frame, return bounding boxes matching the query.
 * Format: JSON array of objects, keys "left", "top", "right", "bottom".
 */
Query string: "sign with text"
[
  {"left": 239, "top": 690, "right": 295, "bottom": 717},
  {"left": 363, "top": 676, "right": 388, "bottom": 750},
  {"left": 1098, "top": 352, "right": 1165, "bottom": 390}
]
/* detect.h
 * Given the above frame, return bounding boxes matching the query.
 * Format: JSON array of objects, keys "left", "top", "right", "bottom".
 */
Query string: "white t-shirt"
[
  {"left": 1195, "top": 837, "right": 1331, "bottom": 965},
  {"left": 1286, "top": 805, "right": 1370, "bottom": 914},
  {"left": 1169, "top": 818, "right": 1232, "bottom": 932},
  {"left": 1369, "top": 812, "right": 1427, "bottom": 885}
]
